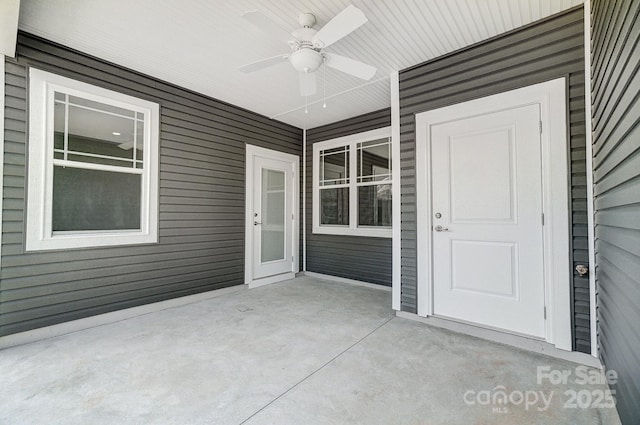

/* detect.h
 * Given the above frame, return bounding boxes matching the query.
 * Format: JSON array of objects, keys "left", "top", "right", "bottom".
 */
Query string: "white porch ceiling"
[{"left": 18, "top": 0, "right": 584, "bottom": 130}]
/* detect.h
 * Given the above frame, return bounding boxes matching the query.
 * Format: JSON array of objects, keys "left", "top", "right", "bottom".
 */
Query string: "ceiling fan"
[{"left": 238, "top": 5, "right": 377, "bottom": 97}]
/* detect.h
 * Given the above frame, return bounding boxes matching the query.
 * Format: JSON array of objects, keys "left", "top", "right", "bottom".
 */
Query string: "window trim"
[
  {"left": 26, "top": 68, "right": 159, "bottom": 251},
  {"left": 312, "top": 126, "right": 392, "bottom": 238}
]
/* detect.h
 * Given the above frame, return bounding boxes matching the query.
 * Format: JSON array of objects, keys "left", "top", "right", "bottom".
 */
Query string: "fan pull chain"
[
  {"left": 305, "top": 71, "right": 309, "bottom": 113},
  {"left": 323, "top": 59, "right": 327, "bottom": 108}
]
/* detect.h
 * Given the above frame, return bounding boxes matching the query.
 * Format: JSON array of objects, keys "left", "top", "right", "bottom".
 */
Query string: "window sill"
[
  {"left": 312, "top": 226, "right": 392, "bottom": 238},
  {"left": 25, "top": 231, "right": 158, "bottom": 252}
]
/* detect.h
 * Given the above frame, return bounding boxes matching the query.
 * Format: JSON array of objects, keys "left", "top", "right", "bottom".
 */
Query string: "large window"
[
  {"left": 26, "top": 69, "right": 159, "bottom": 251},
  {"left": 312, "top": 127, "right": 392, "bottom": 237}
]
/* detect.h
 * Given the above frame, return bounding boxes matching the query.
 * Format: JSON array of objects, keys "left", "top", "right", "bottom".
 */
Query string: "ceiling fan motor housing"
[
  {"left": 290, "top": 23, "right": 323, "bottom": 73},
  {"left": 298, "top": 12, "right": 316, "bottom": 28},
  {"left": 289, "top": 48, "right": 323, "bottom": 73}
]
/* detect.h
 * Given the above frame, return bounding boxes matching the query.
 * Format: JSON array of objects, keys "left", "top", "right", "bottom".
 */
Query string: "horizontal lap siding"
[
  {"left": 0, "top": 32, "right": 302, "bottom": 337},
  {"left": 305, "top": 109, "right": 392, "bottom": 286},
  {"left": 398, "top": 7, "right": 589, "bottom": 352},
  {"left": 591, "top": 1, "right": 640, "bottom": 423}
]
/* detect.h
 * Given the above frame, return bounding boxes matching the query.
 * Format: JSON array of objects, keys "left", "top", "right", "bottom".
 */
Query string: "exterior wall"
[
  {"left": 0, "top": 33, "right": 302, "bottom": 337},
  {"left": 591, "top": 1, "right": 640, "bottom": 423},
  {"left": 305, "top": 108, "right": 392, "bottom": 286},
  {"left": 398, "top": 7, "right": 590, "bottom": 352}
]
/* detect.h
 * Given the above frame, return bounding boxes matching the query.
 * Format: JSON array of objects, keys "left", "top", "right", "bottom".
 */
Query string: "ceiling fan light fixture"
[
  {"left": 289, "top": 48, "right": 323, "bottom": 73},
  {"left": 240, "top": 5, "right": 376, "bottom": 97}
]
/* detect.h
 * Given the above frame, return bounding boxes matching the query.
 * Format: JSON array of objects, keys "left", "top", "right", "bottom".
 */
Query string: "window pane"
[
  {"left": 67, "top": 104, "right": 136, "bottom": 166},
  {"left": 320, "top": 146, "right": 349, "bottom": 186},
  {"left": 261, "top": 169, "right": 285, "bottom": 262},
  {"left": 358, "top": 185, "right": 392, "bottom": 227},
  {"left": 54, "top": 101, "right": 65, "bottom": 151},
  {"left": 69, "top": 95, "right": 136, "bottom": 118},
  {"left": 358, "top": 138, "right": 391, "bottom": 182},
  {"left": 135, "top": 119, "right": 144, "bottom": 161},
  {"left": 52, "top": 166, "right": 141, "bottom": 231},
  {"left": 320, "top": 188, "right": 349, "bottom": 225}
]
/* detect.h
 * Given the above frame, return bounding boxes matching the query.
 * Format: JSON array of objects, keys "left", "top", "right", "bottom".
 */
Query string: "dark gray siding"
[
  {"left": 398, "top": 7, "right": 590, "bottom": 352},
  {"left": 0, "top": 33, "right": 302, "bottom": 337},
  {"left": 591, "top": 0, "right": 640, "bottom": 423},
  {"left": 305, "top": 109, "right": 391, "bottom": 286}
]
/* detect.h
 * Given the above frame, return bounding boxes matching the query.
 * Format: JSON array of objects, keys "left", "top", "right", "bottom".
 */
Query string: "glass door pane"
[{"left": 261, "top": 168, "right": 285, "bottom": 262}]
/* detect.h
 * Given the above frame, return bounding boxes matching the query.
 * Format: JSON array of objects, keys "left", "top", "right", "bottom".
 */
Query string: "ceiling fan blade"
[
  {"left": 312, "top": 5, "right": 368, "bottom": 48},
  {"left": 242, "top": 10, "right": 294, "bottom": 45},
  {"left": 238, "top": 54, "right": 289, "bottom": 73},
  {"left": 299, "top": 72, "right": 317, "bottom": 96},
  {"left": 325, "top": 53, "right": 376, "bottom": 80}
]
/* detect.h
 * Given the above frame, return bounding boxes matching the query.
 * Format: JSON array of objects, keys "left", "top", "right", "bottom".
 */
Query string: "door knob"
[
  {"left": 434, "top": 225, "right": 449, "bottom": 232},
  {"left": 254, "top": 221, "right": 262, "bottom": 226}
]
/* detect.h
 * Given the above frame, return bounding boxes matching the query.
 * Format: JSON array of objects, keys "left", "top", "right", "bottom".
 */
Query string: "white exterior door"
[
  {"left": 253, "top": 157, "right": 292, "bottom": 278},
  {"left": 245, "top": 145, "right": 298, "bottom": 286},
  {"left": 431, "top": 103, "right": 546, "bottom": 338}
]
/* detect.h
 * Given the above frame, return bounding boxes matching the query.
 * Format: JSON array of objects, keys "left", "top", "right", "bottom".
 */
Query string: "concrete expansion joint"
[{"left": 238, "top": 316, "right": 394, "bottom": 424}]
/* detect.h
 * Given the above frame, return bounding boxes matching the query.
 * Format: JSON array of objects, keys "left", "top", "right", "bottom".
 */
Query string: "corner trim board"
[
  {"left": 303, "top": 129, "right": 307, "bottom": 272},
  {"left": 391, "top": 71, "right": 401, "bottom": 311},
  {"left": 0, "top": 56, "right": 5, "bottom": 268},
  {"left": 583, "top": 0, "right": 598, "bottom": 359}
]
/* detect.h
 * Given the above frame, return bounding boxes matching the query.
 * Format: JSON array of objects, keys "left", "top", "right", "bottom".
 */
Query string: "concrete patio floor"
[{"left": 0, "top": 276, "right": 621, "bottom": 424}]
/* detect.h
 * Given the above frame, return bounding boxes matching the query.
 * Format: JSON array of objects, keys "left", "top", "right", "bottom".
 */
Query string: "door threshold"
[
  {"left": 396, "top": 311, "right": 601, "bottom": 368},
  {"left": 248, "top": 272, "right": 296, "bottom": 289},
  {"left": 432, "top": 313, "right": 545, "bottom": 341}
]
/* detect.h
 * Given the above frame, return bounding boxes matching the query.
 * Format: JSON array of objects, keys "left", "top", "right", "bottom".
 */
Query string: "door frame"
[
  {"left": 415, "top": 78, "right": 572, "bottom": 350},
  {"left": 244, "top": 144, "right": 299, "bottom": 288}
]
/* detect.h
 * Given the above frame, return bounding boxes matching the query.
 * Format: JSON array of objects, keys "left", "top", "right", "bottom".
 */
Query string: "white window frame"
[
  {"left": 312, "top": 126, "right": 392, "bottom": 238},
  {"left": 26, "top": 68, "right": 159, "bottom": 251}
]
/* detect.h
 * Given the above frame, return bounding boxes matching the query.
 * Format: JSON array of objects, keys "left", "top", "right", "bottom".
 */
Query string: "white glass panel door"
[{"left": 253, "top": 156, "right": 293, "bottom": 279}]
